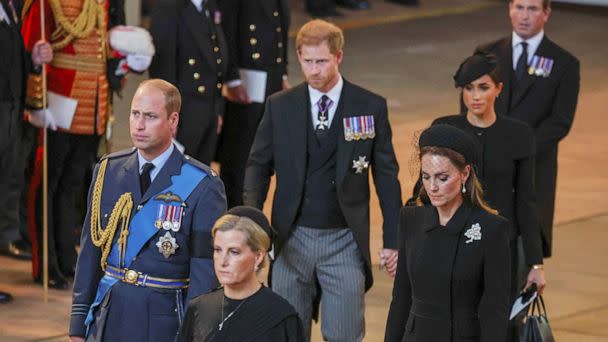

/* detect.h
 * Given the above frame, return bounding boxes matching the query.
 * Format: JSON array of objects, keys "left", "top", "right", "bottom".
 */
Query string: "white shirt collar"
[
  {"left": 137, "top": 143, "right": 175, "bottom": 182},
  {"left": 191, "top": 0, "right": 204, "bottom": 12},
  {"left": 308, "top": 75, "right": 344, "bottom": 108},
  {"left": 512, "top": 30, "right": 544, "bottom": 54}
]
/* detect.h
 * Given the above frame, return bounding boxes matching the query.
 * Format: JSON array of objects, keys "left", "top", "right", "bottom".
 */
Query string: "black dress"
[
  {"left": 432, "top": 114, "right": 543, "bottom": 266},
  {"left": 385, "top": 203, "right": 511, "bottom": 342},
  {"left": 178, "top": 286, "right": 304, "bottom": 342}
]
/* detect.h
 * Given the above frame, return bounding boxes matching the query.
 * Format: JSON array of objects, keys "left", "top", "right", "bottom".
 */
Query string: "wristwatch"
[{"left": 532, "top": 264, "right": 544, "bottom": 270}]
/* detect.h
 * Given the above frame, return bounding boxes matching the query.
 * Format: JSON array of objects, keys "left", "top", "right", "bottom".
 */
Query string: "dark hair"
[
  {"left": 487, "top": 65, "right": 503, "bottom": 85},
  {"left": 416, "top": 146, "right": 497, "bottom": 215}
]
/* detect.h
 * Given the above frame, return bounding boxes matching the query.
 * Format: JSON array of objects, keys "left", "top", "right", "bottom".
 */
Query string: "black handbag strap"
[{"left": 528, "top": 295, "right": 549, "bottom": 319}]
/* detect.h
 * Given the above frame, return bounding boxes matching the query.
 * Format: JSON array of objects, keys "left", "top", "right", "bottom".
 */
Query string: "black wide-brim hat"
[
  {"left": 226, "top": 206, "right": 276, "bottom": 245},
  {"left": 419, "top": 124, "right": 479, "bottom": 166}
]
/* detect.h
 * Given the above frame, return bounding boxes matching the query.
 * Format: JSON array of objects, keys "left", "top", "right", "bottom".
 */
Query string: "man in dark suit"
[
  {"left": 68, "top": 79, "right": 226, "bottom": 341},
  {"left": 475, "top": 0, "right": 579, "bottom": 258},
  {"left": 0, "top": 0, "right": 52, "bottom": 302},
  {"left": 243, "top": 19, "right": 402, "bottom": 341},
  {"left": 150, "top": 0, "right": 235, "bottom": 165},
  {"left": 217, "top": 0, "right": 290, "bottom": 208}
]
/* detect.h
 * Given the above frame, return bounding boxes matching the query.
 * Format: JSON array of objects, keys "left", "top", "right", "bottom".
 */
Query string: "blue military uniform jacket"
[{"left": 69, "top": 146, "right": 226, "bottom": 341}]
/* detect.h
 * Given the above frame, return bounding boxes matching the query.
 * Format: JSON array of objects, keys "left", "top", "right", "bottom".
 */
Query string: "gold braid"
[
  {"left": 90, "top": 159, "right": 133, "bottom": 271},
  {"left": 47, "top": 0, "right": 105, "bottom": 50}
]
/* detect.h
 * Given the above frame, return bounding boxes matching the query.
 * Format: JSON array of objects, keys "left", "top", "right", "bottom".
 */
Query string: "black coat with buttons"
[
  {"left": 149, "top": 0, "right": 232, "bottom": 100},
  {"left": 385, "top": 204, "right": 511, "bottom": 342}
]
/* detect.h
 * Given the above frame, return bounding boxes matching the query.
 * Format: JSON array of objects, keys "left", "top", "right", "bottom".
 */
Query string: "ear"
[
  {"left": 462, "top": 164, "right": 471, "bottom": 184},
  {"left": 254, "top": 251, "right": 266, "bottom": 269},
  {"left": 335, "top": 49, "right": 344, "bottom": 65},
  {"left": 496, "top": 82, "right": 504, "bottom": 95}
]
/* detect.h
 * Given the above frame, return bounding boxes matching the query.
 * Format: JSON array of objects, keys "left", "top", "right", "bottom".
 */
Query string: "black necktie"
[
  {"left": 316, "top": 95, "right": 332, "bottom": 130},
  {"left": 140, "top": 162, "right": 155, "bottom": 195},
  {"left": 515, "top": 41, "right": 528, "bottom": 81}
]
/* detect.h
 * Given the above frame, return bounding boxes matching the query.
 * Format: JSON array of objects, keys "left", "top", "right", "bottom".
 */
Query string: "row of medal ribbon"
[
  {"left": 528, "top": 56, "right": 554, "bottom": 78},
  {"left": 155, "top": 204, "right": 184, "bottom": 232},
  {"left": 343, "top": 115, "right": 376, "bottom": 141}
]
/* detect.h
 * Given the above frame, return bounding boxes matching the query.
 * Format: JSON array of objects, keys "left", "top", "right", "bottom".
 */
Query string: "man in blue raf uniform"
[{"left": 68, "top": 79, "right": 226, "bottom": 342}]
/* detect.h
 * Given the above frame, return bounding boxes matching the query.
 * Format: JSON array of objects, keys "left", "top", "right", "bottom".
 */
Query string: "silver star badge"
[
  {"left": 156, "top": 231, "right": 179, "bottom": 258},
  {"left": 317, "top": 116, "right": 329, "bottom": 130},
  {"left": 352, "top": 156, "right": 369, "bottom": 174},
  {"left": 464, "top": 223, "right": 482, "bottom": 244}
]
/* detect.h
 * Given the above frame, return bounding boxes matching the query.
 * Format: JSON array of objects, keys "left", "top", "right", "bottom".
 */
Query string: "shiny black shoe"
[
  {"left": 336, "top": 0, "right": 370, "bottom": 10},
  {"left": 0, "top": 240, "right": 32, "bottom": 260},
  {"left": 0, "top": 291, "right": 13, "bottom": 304}
]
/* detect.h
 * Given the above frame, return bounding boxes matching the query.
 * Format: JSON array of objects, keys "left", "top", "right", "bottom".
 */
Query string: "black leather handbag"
[{"left": 520, "top": 295, "right": 555, "bottom": 342}]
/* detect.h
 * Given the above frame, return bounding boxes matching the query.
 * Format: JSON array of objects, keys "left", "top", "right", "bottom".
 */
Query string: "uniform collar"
[{"left": 137, "top": 143, "right": 175, "bottom": 179}]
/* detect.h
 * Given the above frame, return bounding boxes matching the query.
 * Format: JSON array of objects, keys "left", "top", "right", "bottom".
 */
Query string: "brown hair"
[
  {"left": 296, "top": 19, "right": 344, "bottom": 55},
  {"left": 136, "top": 79, "right": 182, "bottom": 116},
  {"left": 510, "top": 0, "right": 551, "bottom": 9},
  {"left": 212, "top": 214, "right": 271, "bottom": 271},
  {"left": 416, "top": 146, "right": 497, "bottom": 215}
]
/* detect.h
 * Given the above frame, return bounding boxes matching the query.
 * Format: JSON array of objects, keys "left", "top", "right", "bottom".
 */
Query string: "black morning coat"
[
  {"left": 243, "top": 80, "right": 403, "bottom": 291},
  {"left": 433, "top": 114, "right": 543, "bottom": 266},
  {"left": 385, "top": 203, "right": 511, "bottom": 342},
  {"left": 475, "top": 35, "right": 580, "bottom": 257}
]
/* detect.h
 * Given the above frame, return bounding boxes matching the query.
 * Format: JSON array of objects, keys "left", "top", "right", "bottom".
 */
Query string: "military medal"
[
  {"left": 343, "top": 117, "right": 354, "bottom": 141},
  {"left": 352, "top": 156, "right": 369, "bottom": 174},
  {"left": 155, "top": 204, "right": 165, "bottom": 229},
  {"left": 528, "top": 55, "right": 554, "bottom": 78},
  {"left": 171, "top": 206, "right": 184, "bottom": 232},
  {"left": 343, "top": 116, "right": 375, "bottom": 141},
  {"left": 156, "top": 231, "right": 179, "bottom": 258}
]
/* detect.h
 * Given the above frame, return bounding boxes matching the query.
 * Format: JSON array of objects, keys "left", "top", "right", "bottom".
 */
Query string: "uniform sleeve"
[
  {"left": 384, "top": 209, "right": 412, "bottom": 342},
  {"left": 149, "top": 1, "right": 178, "bottom": 85},
  {"left": 187, "top": 175, "right": 226, "bottom": 302},
  {"left": 243, "top": 95, "right": 275, "bottom": 209},
  {"left": 479, "top": 219, "right": 511, "bottom": 342},
  {"left": 535, "top": 57, "right": 580, "bottom": 153},
  {"left": 371, "top": 98, "right": 402, "bottom": 248},
  {"left": 218, "top": 0, "right": 241, "bottom": 82},
  {"left": 69, "top": 163, "right": 104, "bottom": 337},
  {"left": 515, "top": 129, "right": 543, "bottom": 265}
]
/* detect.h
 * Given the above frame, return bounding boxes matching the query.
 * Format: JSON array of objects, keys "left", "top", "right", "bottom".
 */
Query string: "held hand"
[
  {"left": 126, "top": 54, "right": 152, "bottom": 72},
  {"left": 525, "top": 267, "right": 546, "bottom": 296},
  {"left": 282, "top": 78, "right": 291, "bottom": 90},
  {"left": 225, "top": 84, "right": 251, "bottom": 104},
  {"left": 32, "top": 40, "right": 53, "bottom": 66},
  {"left": 69, "top": 337, "right": 85, "bottom": 342},
  {"left": 378, "top": 249, "right": 398, "bottom": 277},
  {"left": 28, "top": 109, "right": 57, "bottom": 130}
]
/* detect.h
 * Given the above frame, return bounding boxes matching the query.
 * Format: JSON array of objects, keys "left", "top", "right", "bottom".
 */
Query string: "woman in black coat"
[{"left": 385, "top": 124, "right": 511, "bottom": 342}]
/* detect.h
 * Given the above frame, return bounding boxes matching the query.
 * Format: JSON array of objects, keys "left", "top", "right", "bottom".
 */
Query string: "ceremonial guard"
[
  {"left": 20, "top": 0, "right": 128, "bottom": 289},
  {"left": 68, "top": 79, "right": 227, "bottom": 341},
  {"left": 217, "top": 0, "right": 290, "bottom": 208},
  {"left": 149, "top": 0, "right": 235, "bottom": 165}
]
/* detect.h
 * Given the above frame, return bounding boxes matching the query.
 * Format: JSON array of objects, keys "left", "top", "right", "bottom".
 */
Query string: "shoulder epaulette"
[
  {"left": 183, "top": 154, "right": 218, "bottom": 177},
  {"left": 100, "top": 147, "right": 136, "bottom": 161}
]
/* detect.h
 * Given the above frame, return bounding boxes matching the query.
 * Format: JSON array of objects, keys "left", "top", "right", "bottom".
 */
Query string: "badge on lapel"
[
  {"left": 464, "top": 223, "right": 482, "bottom": 244},
  {"left": 528, "top": 56, "right": 554, "bottom": 78},
  {"left": 343, "top": 115, "right": 375, "bottom": 141},
  {"left": 352, "top": 156, "right": 369, "bottom": 174},
  {"left": 156, "top": 231, "right": 179, "bottom": 258}
]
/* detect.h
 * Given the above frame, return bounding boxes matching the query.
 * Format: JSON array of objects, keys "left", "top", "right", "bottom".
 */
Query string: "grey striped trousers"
[{"left": 272, "top": 226, "right": 366, "bottom": 342}]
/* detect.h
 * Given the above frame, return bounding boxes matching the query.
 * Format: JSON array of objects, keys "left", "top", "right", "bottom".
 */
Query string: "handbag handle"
[{"left": 528, "top": 295, "right": 549, "bottom": 319}]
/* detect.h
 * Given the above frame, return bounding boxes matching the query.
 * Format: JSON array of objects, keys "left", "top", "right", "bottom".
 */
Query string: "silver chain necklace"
[{"left": 218, "top": 296, "right": 248, "bottom": 331}]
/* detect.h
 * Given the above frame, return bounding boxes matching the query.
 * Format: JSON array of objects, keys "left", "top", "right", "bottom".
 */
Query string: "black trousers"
[
  {"left": 0, "top": 106, "right": 23, "bottom": 243},
  {"left": 32, "top": 131, "right": 99, "bottom": 278}
]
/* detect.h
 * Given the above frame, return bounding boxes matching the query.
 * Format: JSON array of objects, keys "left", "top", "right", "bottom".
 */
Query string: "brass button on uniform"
[
  {"left": 198, "top": 86, "right": 206, "bottom": 93},
  {"left": 250, "top": 38, "right": 257, "bottom": 45},
  {"left": 216, "top": 82, "right": 222, "bottom": 89},
  {"left": 211, "top": 35, "right": 216, "bottom": 40},
  {"left": 213, "top": 46, "right": 219, "bottom": 52},
  {"left": 278, "top": 42, "right": 283, "bottom": 48},
  {"left": 249, "top": 24, "right": 256, "bottom": 31},
  {"left": 188, "top": 58, "right": 196, "bottom": 65},
  {"left": 216, "top": 58, "right": 222, "bottom": 64},
  {"left": 252, "top": 52, "right": 260, "bottom": 60},
  {"left": 276, "top": 27, "right": 281, "bottom": 33},
  {"left": 276, "top": 57, "right": 282, "bottom": 63},
  {"left": 273, "top": 11, "right": 279, "bottom": 17},
  {"left": 193, "top": 72, "right": 200, "bottom": 80}
]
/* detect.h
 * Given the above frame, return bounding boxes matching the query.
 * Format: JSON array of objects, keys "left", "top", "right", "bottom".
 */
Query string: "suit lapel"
[
  {"left": 287, "top": 84, "right": 309, "bottom": 185},
  {"left": 510, "top": 36, "right": 551, "bottom": 110},
  {"left": 139, "top": 148, "right": 183, "bottom": 205},
  {"left": 181, "top": 1, "right": 215, "bottom": 70},
  {"left": 336, "top": 81, "right": 355, "bottom": 184}
]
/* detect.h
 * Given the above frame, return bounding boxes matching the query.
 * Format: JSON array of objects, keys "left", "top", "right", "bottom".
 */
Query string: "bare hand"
[
  {"left": 32, "top": 40, "right": 53, "bottom": 66},
  {"left": 282, "top": 78, "right": 291, "bottom": 90},
  {"left": 69, "top": 337, "right": 85, "bottom": 342},
  {"left": 378, "top": 248, "right": 398, "bottom": 277},
  {"left": 217, "top": 115, "right": 223, "bottom": 135},
  {"left": 525, "top": 267, "right": 546, "bottom": 295},
  {"left": 225, "top": 84, "right": 251, "bottom": 104}
]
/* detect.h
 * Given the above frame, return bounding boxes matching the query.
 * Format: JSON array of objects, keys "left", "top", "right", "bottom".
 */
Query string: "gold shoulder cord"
[{"left": 90, "top": 159, "right": 133, "bottom": 270}]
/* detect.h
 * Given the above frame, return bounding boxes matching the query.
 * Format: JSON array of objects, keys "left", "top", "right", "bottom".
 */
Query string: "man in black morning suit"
[
  {"left": 243, "top": 20, "right": 402, "bottom": 341},
  {"left": 149, "top": 0, "right": 234, "bottom": 165},
  {"left": 217, "top": 0, "right": 290, "bottom": 208},
  {"left": 474, "top": 0, "right": 579, "bottom": 257}
]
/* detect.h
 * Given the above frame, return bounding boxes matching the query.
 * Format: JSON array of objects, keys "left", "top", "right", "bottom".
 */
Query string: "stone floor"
[{"left": 1, "top": 0, "right": 608, "bottom": 341}]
